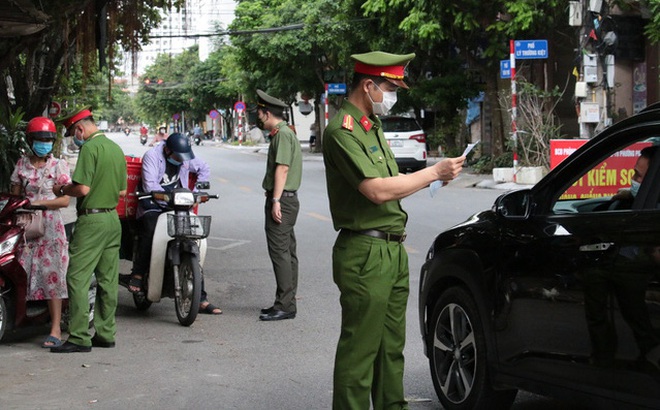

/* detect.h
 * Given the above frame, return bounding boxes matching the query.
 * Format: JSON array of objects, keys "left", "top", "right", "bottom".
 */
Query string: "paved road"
[{"left": 0, "top": 133, "right": 579, "bottom": 409}]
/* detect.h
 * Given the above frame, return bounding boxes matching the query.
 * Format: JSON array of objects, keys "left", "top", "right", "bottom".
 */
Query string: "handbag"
[
  {"left": 23, "top": 210, "right": 46, "bottom": 240},
  {"left": 22, "top": 166, "right": 49, "bottom": 240}
]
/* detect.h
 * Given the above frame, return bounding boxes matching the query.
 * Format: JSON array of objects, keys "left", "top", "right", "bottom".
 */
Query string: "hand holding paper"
[{"left": 430, "top": 141, "right": 479, "bottom": 197}]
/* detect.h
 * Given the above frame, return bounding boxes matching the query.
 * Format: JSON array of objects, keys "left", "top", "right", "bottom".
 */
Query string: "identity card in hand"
[{"left": 430, "top": 141, "right": 480, "bottom": 197}]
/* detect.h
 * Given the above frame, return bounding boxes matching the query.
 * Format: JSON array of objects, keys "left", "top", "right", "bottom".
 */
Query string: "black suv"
[{"left": 419, "top": 104, "right": 660, "bottom": 410}]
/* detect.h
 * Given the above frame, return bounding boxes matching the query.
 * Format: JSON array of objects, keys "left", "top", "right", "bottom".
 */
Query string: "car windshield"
[{"left": 380, "top": 118, "right": 421, "bottom": 133}]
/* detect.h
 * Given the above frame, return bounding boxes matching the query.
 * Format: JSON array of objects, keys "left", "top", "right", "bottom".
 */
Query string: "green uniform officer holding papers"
[
  {"left": 51, "top": 108, "right": 127, "bottom": 353},
  {"left": 323, "top": 52, "right": 465, "bottom": 408}
]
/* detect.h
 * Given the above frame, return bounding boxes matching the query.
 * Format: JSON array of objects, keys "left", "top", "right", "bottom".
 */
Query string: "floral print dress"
[{"left": 10, "top": 156, "right": 71, "bottom": 300}]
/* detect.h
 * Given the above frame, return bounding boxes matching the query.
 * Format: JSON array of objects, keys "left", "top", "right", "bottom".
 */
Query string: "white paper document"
[{"left": 430, "top": 141, "right": 480, "bottom": 197}]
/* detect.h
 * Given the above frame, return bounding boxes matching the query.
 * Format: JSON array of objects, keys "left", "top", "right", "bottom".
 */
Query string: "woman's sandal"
[
  {"left": 199, "top": 302, "right": 222, "bottom": 315},
  {"left": 41, "top": 335, "right": 62, "bottom": 348},
  {"left": 128, "top": 276, "right": 144, "bottom": 294}
]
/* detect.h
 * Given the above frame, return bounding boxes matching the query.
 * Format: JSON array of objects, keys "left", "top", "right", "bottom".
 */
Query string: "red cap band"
[
  {"left": 354, "top": 62, "right": 405, "bottom": 80},
  {"left": 62, "top": 109, "right": 93, "bottom": 129}
]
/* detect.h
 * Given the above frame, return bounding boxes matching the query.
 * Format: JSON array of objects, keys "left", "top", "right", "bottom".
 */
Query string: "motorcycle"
[
  {"left": 0, "top": 193, "right": 95, "bottom": 341},
  {"left": 124, "top": 128, "right": 131, "bottom": 136},
  {"left": 140, "top": 134, "right": 148, "bottom": 145},
  {"left": 118, "top": 182, "right": 218, "bottom": 326}
]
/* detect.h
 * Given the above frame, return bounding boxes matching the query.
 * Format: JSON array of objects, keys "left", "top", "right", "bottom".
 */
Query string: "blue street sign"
[
  {"left": 514, "top": 40, "right": 548, "bottom": 59},
  {"left": 327, "top": 83, "right": 347, "bottom": 95},
  {"left": 500, "top": 60, "right": 511, "bottom": 79}
]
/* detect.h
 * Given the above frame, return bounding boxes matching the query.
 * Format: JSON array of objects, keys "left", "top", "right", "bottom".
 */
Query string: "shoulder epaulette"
[{"left": 342, "top": 115, "right": 354, "bottom": 131}]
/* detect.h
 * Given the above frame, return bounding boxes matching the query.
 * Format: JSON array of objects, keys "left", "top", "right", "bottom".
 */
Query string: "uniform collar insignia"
[{"left": 359, "top": 116, "right": 373, "bottom": 132}]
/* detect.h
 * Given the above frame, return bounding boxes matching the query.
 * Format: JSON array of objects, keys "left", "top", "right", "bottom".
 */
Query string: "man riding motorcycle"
[{"left": 128, "top": 133, "right": 221, "bottom": 314}]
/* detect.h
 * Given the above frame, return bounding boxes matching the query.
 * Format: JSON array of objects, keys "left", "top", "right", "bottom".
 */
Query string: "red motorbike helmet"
[{"left": 26, "top": 117, "right": 57, "bottom": 140}]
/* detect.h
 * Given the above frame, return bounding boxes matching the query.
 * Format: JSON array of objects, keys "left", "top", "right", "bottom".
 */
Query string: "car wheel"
[{"left": 428, "top": 286, "right": 517, "bottom": 410}]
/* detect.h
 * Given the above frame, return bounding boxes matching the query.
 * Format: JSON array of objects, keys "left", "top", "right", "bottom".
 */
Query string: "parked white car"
[{"left": 381, "top": 116, "right": 427, "bottom": 172}]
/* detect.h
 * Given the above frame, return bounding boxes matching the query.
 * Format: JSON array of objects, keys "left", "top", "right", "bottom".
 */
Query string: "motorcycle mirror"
[{"left": 195, "top": 181, "right": 210, "bottom": 190}]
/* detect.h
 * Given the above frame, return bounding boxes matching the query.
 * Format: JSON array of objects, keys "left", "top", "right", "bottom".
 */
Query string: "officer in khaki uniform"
[
  {"left": 257, "top": 90, "right": 303, "bottom": 321},
  {"left": 323, "top": 52, "right": 466, "bottom": 409},
  {"left": 51, "top": 108, "right": 127, "bottom": 353}
]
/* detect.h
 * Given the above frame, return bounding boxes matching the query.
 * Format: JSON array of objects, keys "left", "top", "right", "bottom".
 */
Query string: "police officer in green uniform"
[
  {"left": 51, "top": 108, "right": 127, "bottom": 353},
  {"left": 323, "top": 52, "right": 466, "bottom": 408},
  {"left": 257, "top": 90, "right": 303, "bottom": 321}
]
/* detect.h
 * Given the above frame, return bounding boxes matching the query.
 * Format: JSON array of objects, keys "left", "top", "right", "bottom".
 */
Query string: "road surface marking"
[{"left": 307, "top": 212, "right": 331, "bottom": 221}]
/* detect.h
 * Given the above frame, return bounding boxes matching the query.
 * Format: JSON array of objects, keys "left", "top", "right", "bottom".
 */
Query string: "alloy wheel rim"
[{"left": 432, "top": 302, "right": 477, "bottom": 404}]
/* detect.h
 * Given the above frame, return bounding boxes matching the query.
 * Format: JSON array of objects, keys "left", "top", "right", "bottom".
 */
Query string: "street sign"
[
  {"left": 514, "top": 40, "right": 548, "bottom": 59},
  {"left": 500, "top": 60, "right": 511, "bottom": 79},
  {"left": 172, "top": 113, "right": 180, "bottom": 120},
  {"left": 327, "top": 83, "right": 347, "bottom": 95},
  {"left": 234, "top": 101, "right": 246, "bottom": 112},
  {"left": 48, "top": 101, "right": 61, "bottom": 118},
  {"left": 209, "top": 109, "right": 219, "bottom": 119}
]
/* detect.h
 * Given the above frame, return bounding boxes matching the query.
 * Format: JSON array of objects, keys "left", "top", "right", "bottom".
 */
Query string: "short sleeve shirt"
[
  {"left": 323, "top": 101, "right": 407, "bottom": 233},
  {"left": 262, "top": 121, "right": 303, "bottom": 191},
  {"left": 72, "top": 132, "right": 127, "bottom": 211}
]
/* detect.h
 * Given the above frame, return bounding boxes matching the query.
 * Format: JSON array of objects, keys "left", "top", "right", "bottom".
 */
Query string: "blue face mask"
[
  {"left": 32, "top": 141, "right": 53, "bottom": 157},
  {"left": 73, "top": 134, "right": 85, "bottom": 147},
  {"left": 630, "top": 179, "right": 641, "bottom": 197},
  {"left": 167, "top": 157, "right": 182, "bottom": 166}
]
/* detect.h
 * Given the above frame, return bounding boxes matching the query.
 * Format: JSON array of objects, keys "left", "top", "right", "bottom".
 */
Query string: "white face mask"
[
  {"left": 368, "top": 83, "right": 398, "bottom": 115},
  {"left": 630, "top": 179, "right": 641, "bottom": 197}
]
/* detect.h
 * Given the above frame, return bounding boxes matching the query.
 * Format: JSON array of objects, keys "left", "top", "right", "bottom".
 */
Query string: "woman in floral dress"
[{"left": 10, "top": 117, "right": 71, "bottom": 348}]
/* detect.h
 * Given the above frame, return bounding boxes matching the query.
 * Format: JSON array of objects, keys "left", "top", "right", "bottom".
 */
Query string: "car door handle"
[{"left": 579, "top": 242, "right": 614, "bottom": 251}]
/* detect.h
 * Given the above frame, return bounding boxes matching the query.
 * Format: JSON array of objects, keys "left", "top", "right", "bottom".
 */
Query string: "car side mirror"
[
  {"left": 195, "top": 181, "right": 210, "bottom": 190},
  {"left": 495, "top": 189, "right": 532, "bottom": 219}
]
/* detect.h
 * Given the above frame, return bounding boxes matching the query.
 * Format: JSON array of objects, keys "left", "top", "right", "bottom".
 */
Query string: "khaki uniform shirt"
[
  {"left": 262, "top": 121, "right": 302, "bottom": 192},
  {"left": 323, "top": 101, "right": 407, "bottom": 234}
]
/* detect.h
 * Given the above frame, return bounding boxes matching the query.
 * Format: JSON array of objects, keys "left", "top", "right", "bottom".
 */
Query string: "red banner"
[{"left": 550, "top": 139, "right": 650, "bottom": 199}]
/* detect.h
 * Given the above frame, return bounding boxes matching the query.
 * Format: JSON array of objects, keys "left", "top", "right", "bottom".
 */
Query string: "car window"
[
  {"left": 552, "top": 139, "right": 658, "bottom": 214},
  {"left": 380, "top": 118, "right": 421, "bottom": 133}
]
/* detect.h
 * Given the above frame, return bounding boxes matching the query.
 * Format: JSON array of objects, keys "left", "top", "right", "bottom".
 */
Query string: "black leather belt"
[
  {"left": 343, "top": 229, "right": 407, "bottom": 243},
  {"left": 78, "top": 208, "right": 114, "bottom": 216},
  {"left": 265, "top": 190, "right": 297, "bottom": 197}
]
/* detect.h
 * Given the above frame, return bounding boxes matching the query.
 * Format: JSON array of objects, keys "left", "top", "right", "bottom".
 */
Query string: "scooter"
[
  {"left": 0, "top": 193, "right": 95, "bottom": 341},
  {"left": 140, "top": 134, "right": 148, "bottom": 145},
  {"left": 118, "top": 182, "right": 218, "bottom": 326}
]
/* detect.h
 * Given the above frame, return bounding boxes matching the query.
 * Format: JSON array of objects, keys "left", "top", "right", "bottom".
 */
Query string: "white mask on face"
[
  {"left": 368, "top": 83, "right": 398, "bottom": 115},
  {"left": 630, "top": 179, "right": 641, "bottom": 197}
]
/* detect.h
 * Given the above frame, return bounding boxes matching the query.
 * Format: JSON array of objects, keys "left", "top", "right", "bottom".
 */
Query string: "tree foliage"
[{"left": 0, "top": 0, "right": 184, "bottom": 119}]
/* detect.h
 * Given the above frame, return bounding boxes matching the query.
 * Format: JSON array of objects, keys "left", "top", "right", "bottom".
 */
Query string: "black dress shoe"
[
  {"left": 91, "top": 335, "right": 115, "bottom": 348},
  {"left": 259, "top": 309, "right": 295, "bottom": 321},
  {"left": 260, "top": 306, "right": 275, "bottom": 314},
  {"left": 50, "top": 341, "right": 92, "bottom": 353}
]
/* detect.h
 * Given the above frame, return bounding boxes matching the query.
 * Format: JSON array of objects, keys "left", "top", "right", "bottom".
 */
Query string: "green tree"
[
  {"left": 136, "top": 47, "right": 200, "bottom": 128},
  {"left": 0, "top": 0, "right": 184, "bottom": 119}
]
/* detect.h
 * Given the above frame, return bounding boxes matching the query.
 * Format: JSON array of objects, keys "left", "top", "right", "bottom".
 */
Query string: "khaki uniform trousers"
[
  {"left": 66, "top": 212, "right": 121, "bottom": 346},
  {"left": 332, "top": 230, "right": 409, "bottom": 410},
  {"left": 264, "top": 195, "right": 299, "bottom": 313}
]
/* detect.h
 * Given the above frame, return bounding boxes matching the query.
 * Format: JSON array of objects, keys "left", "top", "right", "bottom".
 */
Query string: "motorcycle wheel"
[
  {"left": 174, "top": 253, "right": 201, "bottom": 326},
  {"left": 0, "top": 294, "right": 14, "bottom": 341}
]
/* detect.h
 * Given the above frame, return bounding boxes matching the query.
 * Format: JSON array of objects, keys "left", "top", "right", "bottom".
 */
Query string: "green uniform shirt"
[
  {"left": 73, "top": 132, "right": 127, "bottom": 211},
  {"left": 262, "top": 121, "right": 302, "bottom": 191},
  {"left": 323, "top": 101, "right": 408, "bottom": 233}
]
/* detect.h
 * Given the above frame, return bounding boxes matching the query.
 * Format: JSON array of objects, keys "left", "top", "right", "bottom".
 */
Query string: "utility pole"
[{"left": 571, "top": 0, "right": 617, "bottom": 138}]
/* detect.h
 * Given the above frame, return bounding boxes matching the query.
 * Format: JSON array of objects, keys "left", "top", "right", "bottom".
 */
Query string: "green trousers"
[
  {"left": 66, "top": 212, "right": 121, "bottom": 346},
  {"left": 264, "top": 195, "right": 299, "bottom": 313},
  {"left": 332, "top": 230, "right": 409, "bottom": 410}
]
